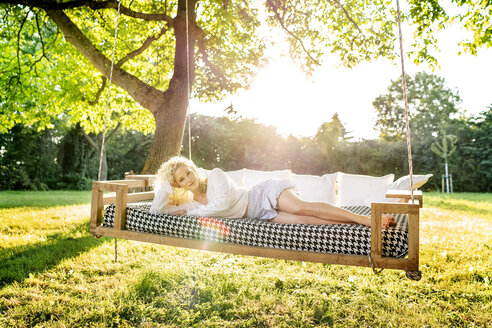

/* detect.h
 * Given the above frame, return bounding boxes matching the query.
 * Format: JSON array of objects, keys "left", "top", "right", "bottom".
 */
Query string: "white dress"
[{"left": 149, "top": 168, "right": 248, "bottom": 218}]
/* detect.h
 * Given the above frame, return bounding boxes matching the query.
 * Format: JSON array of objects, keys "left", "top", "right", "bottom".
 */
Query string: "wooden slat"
[
  {"left": 103, "top": 191, "right": 155, "bottom": 205},
  {"left": 90, "top": 182, "right": 103, "bottom": 234},
  {"left": 126, "top": 191, "right": 154, "bottom": 202},
  {"left": 103, "top": 192, "right": 117, "bottom": 204},
  {"left": 114, "top": 184, "right": 128, "bottom": 230},
  {"left": 125, "top": 174, "right": 156, "bottom": 183},
  {"left": 94, "top": 227, "right": 416, "bottom": 270},
  {"left": 407, "top": 211, "right": 420, "bottom": 270},
  {"left": 371, "top": 202, "right": 420, "bottom": 215},
  {"left": 102, "top": 179, "right": 148, "bottom": 188},
  {"left": 386, "top": 190, "right": 423, "bottom": 208},
  {"left": 386, "top": 190, "right": 422, "bottom": 198},
  {"left": 371, "top": 203, "right": 383, "bottom": 261}
]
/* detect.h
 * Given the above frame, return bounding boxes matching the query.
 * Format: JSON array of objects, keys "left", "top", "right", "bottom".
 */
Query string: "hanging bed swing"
[{"left": 90, "top": 0, "right": 423, "bottom": 280}]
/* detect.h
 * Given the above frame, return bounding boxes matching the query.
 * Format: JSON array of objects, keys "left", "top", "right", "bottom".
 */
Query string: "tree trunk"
[
  {"left": 141, "top": 1, "right": 196, "bottom": 173},
  {"left": 45, "top": 1, "right": 197, "bottom": 175},
  {"left": 143, "top": 100, "right": 188, "bottom": 174}
]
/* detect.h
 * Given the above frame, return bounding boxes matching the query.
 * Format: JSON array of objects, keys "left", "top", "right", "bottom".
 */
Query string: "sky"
[{"left": 191, "top": 23, "right": 492, "bottom": 140}]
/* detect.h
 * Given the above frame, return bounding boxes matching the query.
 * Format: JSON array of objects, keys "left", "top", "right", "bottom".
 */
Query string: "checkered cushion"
[{"left": 102, "top": 203, "right": 408, "bottom": 257}]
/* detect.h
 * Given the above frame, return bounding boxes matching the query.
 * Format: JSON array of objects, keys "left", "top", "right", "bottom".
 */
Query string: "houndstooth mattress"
[{"left": 102, "top": 202, "right": 409, "bottom": 258}]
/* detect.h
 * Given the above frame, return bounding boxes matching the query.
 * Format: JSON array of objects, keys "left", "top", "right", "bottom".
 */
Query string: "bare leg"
[
  {"left": 276, "top": 189, "right": 395, "bottom": 227},
  {"left": 270, "top": 211, "right": 349, "bottom": 225}
]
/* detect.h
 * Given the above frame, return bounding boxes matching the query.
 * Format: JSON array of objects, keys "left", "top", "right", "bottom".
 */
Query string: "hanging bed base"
[{"left": 90, "top": 176, "right": 423, "bottom": 280}]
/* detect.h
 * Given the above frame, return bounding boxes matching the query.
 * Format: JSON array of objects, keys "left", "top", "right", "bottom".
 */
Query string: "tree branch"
[
  {"left": 87, "top": 75, "right": 107, "bottom": 106},
  {"left": 35, "top": 12, "right": 49, "bottom": 62},
  {"left": 81, "top": 121, "right": 120, "bottom": 151},
  {"left": 1, "top": 0, "right": 174, "bottom": 26},
  {"left": 16, "top": 11, "right": 29, "bottom": 84},
  {"left": 195, "top": 25, "right": 227, "bottom": 86},
  {"left": 117, "top": 25, "right": 169, "bottom": 67},
  {"left": 327, "top": 0, "right": 365, "bottom": 39},
  {"left": 81, "top": 126, "right": 99, "bottom": 151},
  {"left": 106, "top": 121, "right": 121, "bottom": 140},
  {"left": 266, "top": 0, "right": 320, "bottom": 66},
  {"left": 45, "top": 9, "right": 164, "bottom": 112}
]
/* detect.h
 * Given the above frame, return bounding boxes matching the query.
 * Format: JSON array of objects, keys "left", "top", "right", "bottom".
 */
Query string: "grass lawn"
[
  {"left": 0, "top": 191, "right": 490, "bottom": 327},
  {"left": 0, "top": 191, "right": 92, "bottom": 209}
]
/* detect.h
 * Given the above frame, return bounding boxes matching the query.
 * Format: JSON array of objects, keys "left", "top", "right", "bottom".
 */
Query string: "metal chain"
[
  {"left": 396, "top": 0, "right": 415, "bottom": 201},
  {"left": 185, "top": 0, "right": 192, "bottom": 160}
]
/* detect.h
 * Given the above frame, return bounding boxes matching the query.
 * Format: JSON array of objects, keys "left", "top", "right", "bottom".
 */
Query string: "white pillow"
[
  {"left": 242, "top": 169, "right": 292, "bottom": 188},
  {"left": 198, "top": 168, "right": 245, "bottom": 186},
  {"left": 388, "top": 174, "right": 433, "bottom": 191},
  {"left": 224, "top": 169, "right": 245, "bottom": 186},
  {"left": 290, "top": 173, "right": 337, "bottom": 205},
  {"left": 197, "top": 167, "right": 210, "bottom": 178},
  {"left": 363, "top": 174, "right": 433, "bottom": 205},
  {"left": 338, "top": 172, "right": 394, "bottom": 206}
]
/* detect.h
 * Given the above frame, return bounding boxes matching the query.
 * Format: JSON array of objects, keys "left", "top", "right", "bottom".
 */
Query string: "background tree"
[
  {"left": 373, "top": 72, "right": 462, "bottom": 142},
  {"left": 472, "top": 108, "right": 492, "bottom": 188},
  {"left": 459, "top": 107, "right": 492, "bottom": 192},
  {"left": 3, "top": 107, "right": 492, "bottom": 191},
  {"left": 431, "top": 129, "right": 458, "bottom": 193},
  {"left": 315, "top": 113, "right": 349, "bottom": 171}
]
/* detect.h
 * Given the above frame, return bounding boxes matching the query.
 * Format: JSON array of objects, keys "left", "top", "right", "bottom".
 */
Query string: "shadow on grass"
[
  {"left": 119, "top": 269, "right": 235, "bottom": 326},
  {"left": 0, "top": 221, "right": 110, "bottom": 287}
]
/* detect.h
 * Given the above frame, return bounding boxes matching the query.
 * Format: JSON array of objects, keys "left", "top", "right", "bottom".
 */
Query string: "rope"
[
  {"left": 368, "top": 254, "right": 384, "bottom": 274},
  {"left": 115, "top": 237, "right": 118, "bottom": 262},
  {"left": 96, "top": 0, "right": 122, "bottom": 262},
  {"left": 98, "top": 0, "right": 122, "bottom": 181},
  {"left": 395, "top": 0, "right": 415, "bottom": 201},
  {"left": 185, "top": 0, "right": 192, "bottom": 160}
]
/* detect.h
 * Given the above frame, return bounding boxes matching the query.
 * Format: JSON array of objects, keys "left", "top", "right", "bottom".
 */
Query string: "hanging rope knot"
[{"left": 368, "top": 254, "right": 384, "bottom": 274}]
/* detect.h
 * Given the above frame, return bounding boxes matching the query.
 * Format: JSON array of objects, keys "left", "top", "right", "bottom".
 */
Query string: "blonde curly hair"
[{"left": 156, "top": 156, "right": 207, "bottom": 206}]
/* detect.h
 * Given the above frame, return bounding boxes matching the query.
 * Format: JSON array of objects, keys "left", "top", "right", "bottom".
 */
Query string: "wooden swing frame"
[
  {"left": 90, "top": 174, "right": 423, "bottom": 279},
  {"left": 90, "top": 0, "right": 423, "bottom": 280}
]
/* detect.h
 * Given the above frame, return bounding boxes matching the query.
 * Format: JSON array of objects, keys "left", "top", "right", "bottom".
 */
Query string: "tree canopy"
[{"left": 0, "top": 0, "right": 490, "bottom": 172}]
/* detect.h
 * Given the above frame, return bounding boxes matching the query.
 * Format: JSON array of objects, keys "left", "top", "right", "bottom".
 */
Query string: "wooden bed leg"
[
  {"left": 113, "top": 184, "right": 128, "bottom": 230},
  {"left": 406, "top": 207, "right": 421, "bottom": 280},
  {"left": 370, "top": 203, "right": 383, "bottom": 272},
  {"left": 90, "top": 182, "right": 103, "bottom": 238},
  {"left": 372, "top": 199, "right": 421, "bottom": 280}
]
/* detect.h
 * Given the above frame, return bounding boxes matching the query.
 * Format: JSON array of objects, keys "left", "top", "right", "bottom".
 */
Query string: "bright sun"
[{"left": 193, "top": 24, "right": 492, "bottom": 140}]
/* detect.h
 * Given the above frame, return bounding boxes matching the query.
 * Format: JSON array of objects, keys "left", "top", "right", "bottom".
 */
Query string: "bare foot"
[
  {"left": 383, "top": 214, "right": 396, "bottom": 228},
  {"left": 362, "top": 214, "right": 396, "bottom": 228}
]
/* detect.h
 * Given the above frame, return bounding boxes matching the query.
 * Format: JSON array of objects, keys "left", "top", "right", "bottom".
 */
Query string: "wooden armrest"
[
  {"left": 103, "top": 191, "right": 155, "bottom": 205},
  {"left": 99, "top": 179, "right": 149, "bottom": 188},
  {"left": 370, "top": 201, "right": 420, "bottom": 266},
  {"left": 371, "top": 201, "right": 420, "bottom": 215},
  {"left": 91, "top": 181, "right": 128, "bottom": 233},
  {"left": 386, "top": 190, "right": 423, "bottom": 208},
  {"left": 91, "top": 179, "right": 157, "bottom": 235},
  {"left": 125, "top": 174, "right": 156, "bottom": 185}
]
